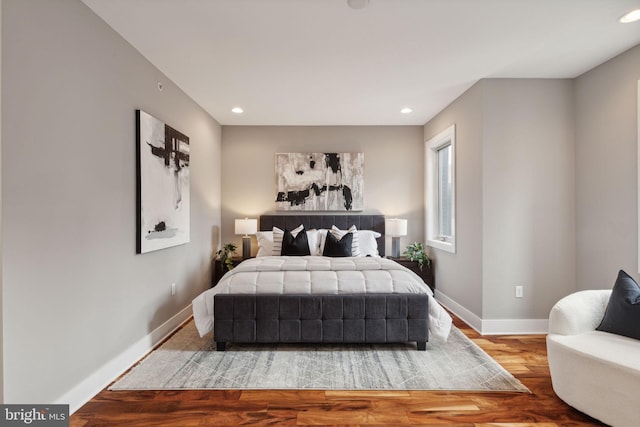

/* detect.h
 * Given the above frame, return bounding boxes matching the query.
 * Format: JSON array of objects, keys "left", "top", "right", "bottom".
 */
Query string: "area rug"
[{"left": 110, "top": 320, "right": 529, "bottom": 392}]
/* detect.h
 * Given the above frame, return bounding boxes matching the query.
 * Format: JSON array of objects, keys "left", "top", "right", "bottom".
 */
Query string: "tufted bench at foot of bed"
[{"left": 213, "top": 293, "right": 429, "bottom": 351}]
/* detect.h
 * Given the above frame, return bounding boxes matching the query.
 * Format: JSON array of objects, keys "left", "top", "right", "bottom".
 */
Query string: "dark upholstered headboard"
[{"left": 260, "top": 214, "right": 386, "bottom": 256}]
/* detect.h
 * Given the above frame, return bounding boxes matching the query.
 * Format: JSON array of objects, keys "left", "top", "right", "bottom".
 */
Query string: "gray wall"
[
  {"left": 575, "top": 44, "right": 640, "bottom": 290},
  {"left": 2, "top": 0, "right": 221, "bottom": 404},
  {"left": 221, "top": 126, "right": 424, "bottom": 255},
  {"left": 423, "top": 83, "right": 484, "bottom": 318},
  {"left": 481, "top": 79, "right": 575, "bottom": 319},
  {"left": 424, "top": 79, "right": 575, "bottom": 321}
]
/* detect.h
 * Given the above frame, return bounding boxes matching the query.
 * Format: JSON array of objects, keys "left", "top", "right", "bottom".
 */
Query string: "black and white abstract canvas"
[
  {"left": 136, "top": 110, "right": 190, "bottom": 253},
  {"left": 275, "top": 152, "right": 364, "bottom": 211}
]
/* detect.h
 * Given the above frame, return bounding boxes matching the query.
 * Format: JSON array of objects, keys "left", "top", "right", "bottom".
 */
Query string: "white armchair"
[{"left": 547, "top": 290, "right": 640, "bottom": 427}]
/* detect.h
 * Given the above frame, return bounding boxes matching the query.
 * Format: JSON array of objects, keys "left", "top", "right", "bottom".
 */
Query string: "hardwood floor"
[{"left": 71, "top": 314, "right": 605, "bottom": 426}]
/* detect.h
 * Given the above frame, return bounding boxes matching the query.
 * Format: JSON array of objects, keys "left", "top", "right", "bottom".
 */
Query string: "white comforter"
[{"left": 192, "top": 256, "right": 452, "bottom": 341}]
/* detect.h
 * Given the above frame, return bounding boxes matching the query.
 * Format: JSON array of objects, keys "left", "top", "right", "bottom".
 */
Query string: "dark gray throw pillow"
[
  {"left": 596, "top": 270, "right": 640, "bottom": 340},
  {"left": 322, "top": 231, "right": 353, "bottom": 257},
  {"left": 281, "top": 228, "right": 311, "bottom": 256}
]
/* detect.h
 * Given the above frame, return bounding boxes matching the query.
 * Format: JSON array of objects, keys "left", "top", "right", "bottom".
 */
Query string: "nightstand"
[
  {"left": 388, "top": 257, "right": 435, "bottom": 291},
  {"left": 212, "top": 257, "right": 249, "bottom": 287}
]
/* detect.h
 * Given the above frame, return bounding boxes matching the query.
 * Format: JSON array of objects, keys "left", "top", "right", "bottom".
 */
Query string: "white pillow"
[
  {"left": 358, "top": 230, "right": 382, "bottom": 257},
  {"left": 272, "top": 224, "right": 304, "bottom": 255},
  {"left": 317, "top": 229, "right": 329, "bottom": 255},
  {"left": 306, "top": 229, "right": 322, "bottom": 256},
  {"left": 330, "top": 225, "right": 360, "bottom": 257},
  {"left": 255, "top": 231, "right": 273, "bottom": 257}
]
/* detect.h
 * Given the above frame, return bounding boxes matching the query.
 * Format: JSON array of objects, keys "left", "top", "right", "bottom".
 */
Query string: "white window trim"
[{"left": 425, "top": 124, "right": 456, "bottom": 253}]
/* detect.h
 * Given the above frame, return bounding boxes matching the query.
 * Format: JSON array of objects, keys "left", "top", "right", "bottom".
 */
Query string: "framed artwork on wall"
[
  {"left": 275, "top": 152, "right": 364, "bottom": 211},
  {"left": 136, "top": 109, "right": 190, "bottom": 254}
]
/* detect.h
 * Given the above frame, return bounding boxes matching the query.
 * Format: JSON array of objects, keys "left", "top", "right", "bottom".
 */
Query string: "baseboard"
[
  {"left": 434, "top": 290, "right": 549, "bottom": 335},
  {"left": 434, "top": 290, "right": 483, "bottom": 334},
  {"left": 480, "top": 318, "right": 548, "bottom": 335},
  {"left": 54, "top": 304, "right": 193, "bottom": 414}
]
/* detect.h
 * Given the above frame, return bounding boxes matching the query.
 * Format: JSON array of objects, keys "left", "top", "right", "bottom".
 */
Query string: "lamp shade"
[
  {"left": 235, "top": 218, "right": 257, "bottom": 236},
  {"left": 385, "top": 218, "right": 408, "bottom": 237}
]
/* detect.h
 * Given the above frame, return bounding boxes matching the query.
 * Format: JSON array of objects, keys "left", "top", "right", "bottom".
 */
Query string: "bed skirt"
[{"left": 214, "top": 293, "right": 429, "bottom": 351}]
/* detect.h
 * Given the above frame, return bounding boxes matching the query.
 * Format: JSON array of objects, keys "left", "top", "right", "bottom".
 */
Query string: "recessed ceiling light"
[
  {"left": 400, "top": 107, "right": 413, "bottom": 114},
  {"left": 347, "top": 0, "right": 369, "bottom": 10},
  {"left": 231, "top": 107, "right": 244, "bottom": 114},
  {"left": 620, "top": 9, "right": 640, "bottom": 23}
]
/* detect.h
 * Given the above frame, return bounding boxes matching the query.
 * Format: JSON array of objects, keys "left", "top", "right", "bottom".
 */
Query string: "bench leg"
[
  {"left": 216, "top": 342, "right": 226, "bottom": 351},
  {"left": 417, "top": 341, "right": 426, "bottom": 351}
]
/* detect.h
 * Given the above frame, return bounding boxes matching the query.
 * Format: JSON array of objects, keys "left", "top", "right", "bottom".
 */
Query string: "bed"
[{"left": 192, "top": 214, "right": 452, "bottom": 351}]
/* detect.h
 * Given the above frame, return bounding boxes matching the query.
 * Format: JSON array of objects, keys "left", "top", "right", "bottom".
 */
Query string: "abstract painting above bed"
[{"left": 275, "top": 152, "right": 364, "bottom": 211}]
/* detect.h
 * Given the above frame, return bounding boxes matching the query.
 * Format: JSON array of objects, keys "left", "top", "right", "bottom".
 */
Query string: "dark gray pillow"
[
  {"left": 322, "top": 231, "right": 352, "bottom": 257},
  {"left": 596, "top": 270, "right": 640, "bottom": 340},
  {"left": 281, "top": 228, "right": 311, "bottom": 256}
]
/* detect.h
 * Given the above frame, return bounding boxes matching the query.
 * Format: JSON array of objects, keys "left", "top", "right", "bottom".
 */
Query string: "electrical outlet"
[
  {"left": 171, "top": 283, "right": 176, "bottom": 296},
  {"left": 515, "top": 286, "right": 524, "bottom": 298}
]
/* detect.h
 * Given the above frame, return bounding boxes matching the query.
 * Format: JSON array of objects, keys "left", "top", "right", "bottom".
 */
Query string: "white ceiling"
[{"left": 82, "top": 0, "right": 640, "bottom": 126}]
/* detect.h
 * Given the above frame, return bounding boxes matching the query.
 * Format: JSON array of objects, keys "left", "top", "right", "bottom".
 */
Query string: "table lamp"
[
  {"left": 235, "top": 218, "right": 257, "bottom": 259},
  {"left": 385, "top": 218, "right": 408, "bottom": 258}
]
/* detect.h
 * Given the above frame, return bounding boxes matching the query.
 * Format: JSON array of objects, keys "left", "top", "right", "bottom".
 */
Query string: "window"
[{"left": 426, "top": 125, "right": 456, "bottom": 253}]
